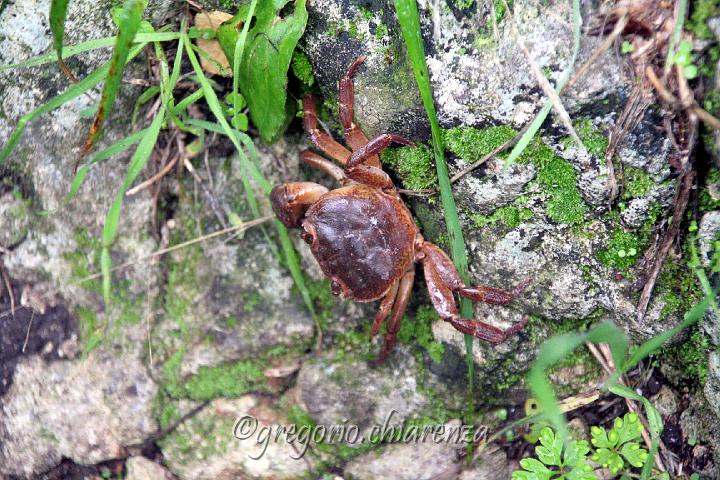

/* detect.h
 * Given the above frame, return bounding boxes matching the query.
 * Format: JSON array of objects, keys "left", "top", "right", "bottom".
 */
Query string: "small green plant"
[
  {"left": 512, "top": 426, "right": 595, "bottom": 480},
  {"left": 590, "top": 413, "right": 648, "bottom": 474},
  {"left": 670, "top": 40, "right": 699, "bottom": 80},
  {"left": 512, "top": 414, "right": 649, "bottom": 480}
]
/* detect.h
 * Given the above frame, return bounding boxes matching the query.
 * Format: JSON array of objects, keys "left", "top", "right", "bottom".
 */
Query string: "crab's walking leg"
[
  {"left": 420, "top": 242, "right": 528, "bottom": 343},
  {"left": 345, "top": 164, "right": 394, "bottom": 189},
  {"left": 301, "top": 150, "right": 345, "bottom": 182},
  {"left": 270, "top": 182, "right": 328, "bottom": 228},
  {"left": 346, "top": 134, "right": 415, "bottom": 169},
  {"left": 338, "top": 56, "right": 382, "bottom": 168},
  {"left": 422, "top": 242, "right": 530, "bottom": 305},
  {"left": 303, "top": 95, "right": 351, "bottom": 165},
  {"left": 377, "top": 269, "right": 415, "bottom": 362},
  {"left": 371, "top": 280, "right": 400, "bottom": 337}
]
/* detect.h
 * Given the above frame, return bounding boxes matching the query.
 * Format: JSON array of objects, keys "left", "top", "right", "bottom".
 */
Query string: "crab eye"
[{"left": 330, "top": 280, "right": 342, "bottom": 296}]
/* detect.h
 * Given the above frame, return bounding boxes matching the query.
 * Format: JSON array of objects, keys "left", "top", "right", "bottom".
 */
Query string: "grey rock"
[
  {"left": 651, "top": 385, "right": 680, "bottom": 419},
  {"left": 458, "top": 445, "right": 510, "bottom": 480},
  {"left": 0, "top": 193, "right": 30, "bottom": 248},
  {"left": 161, "top": 396, "right": 312, "bottom": 480},
  {"left": 296, "top": 347, "right": 430, "bottom": 442},
  {"left": 125, "top": 456, "right": 173, "bottom": 480},
  {"left": 344, "top": 419, "right": 465, "bottom": 480},
  {"left": 0, "top": 353, "right": 157, "bottom": 478}
]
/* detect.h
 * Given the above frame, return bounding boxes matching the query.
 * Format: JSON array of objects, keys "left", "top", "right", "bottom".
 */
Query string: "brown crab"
[{"left": 271, "top": 56, "right": 529, "bottom": 361}]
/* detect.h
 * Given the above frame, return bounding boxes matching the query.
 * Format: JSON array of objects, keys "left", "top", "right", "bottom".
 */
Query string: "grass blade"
[
  {"left": 49, "top": 0, "right": 76, "bottom": 80},
  {"left": 0, "top": 32, "right": 198, "bottom": 72},
  {"left": 100, "top": 104, "right": 166, "bottom": 303},
  {"left": 392, "top": 0, "right": 477, "bottom": 445},
  {"left": 183, "top": 31, "right": 318, "bottom": 332},
  {"left": 232, "top": 0, "right": 257, "bottom": 126},
  {"left": 0, "top": 42, "right": 148, "bottom": 165},
  {"left": 78, "top": 0, "right": 147, "bottom": 163},
  {"left": 528, "top": 322, "right": 628, "bottom": 444}
]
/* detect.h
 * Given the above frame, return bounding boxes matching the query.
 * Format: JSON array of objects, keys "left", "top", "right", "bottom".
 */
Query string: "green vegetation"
[
  {"left": 687, "top": 0, "right": 720, "bottom": 40},
  {"left": 183, "top": 360, "right": 266, "bottom": 401},
  {"left": 569, "top": 118, "right": 608, "bottom": 158},
  {"left": 443, "top": 125, "right": 516, "bottom": 162},
  {"left": 623, "top": 167, "right": 655, "bottom": 199},
  {"left": 217, "top": 0, "right": 308, "bottom": 143},
  {"left": 443, "top": 124, "right": 587, "bottom": 225},
  {"left": 381, "top": 144, "right": 438, "bottom": 190},
  {"left": 291, "top": 50, "right": 315, "bottom": 87},
  {"left": 530, "top": 140, "right": 587, "bottom": 225},
  {"left": 700, "top": 167, "right": 720, "bottom": 212},
  {"left": 470, "top": 203, "right": 533, "bottom": 230},
  {"left": 597, "top": 229, "right": 641, "bottom": 270},
  {"left": 663, "top": 327, "right": 712, "bottom": 385},
  {"left": 397, "top": 305, "right": 445, "bottom": 362},
  {"left": 512, "top": 414, "right": 649, "bottom": 479}
]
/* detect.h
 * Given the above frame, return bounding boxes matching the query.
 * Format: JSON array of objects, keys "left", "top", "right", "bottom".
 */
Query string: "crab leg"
[
  {"left": 303, "top": 95, "right": 351, "bottom": 165},
  {"left": 377, "top": 268, "right": 415, "bottom": 361},
  {"left": 338, "top": 56, "right": 382, "bottom": 168},
  {"left": 270, "top": 182, "right": 328, "bottom": 228},
  {"left": 371, "top": 280, "right": 400, "bottom": 337},
  {"left": 422, "top": 242, "right": 529, "bottom": 305},
  {"left": 345, "top": 164, "right": 394, "bottom": 189},
  {"left": 301, "top": 150, "right": 345, "bottom": 182},
  {"left": 420, "top": 242, "right": 528, "bottom": 343},
  {"left": 346, "top": 134, "right": 415, "bottom": 169}
]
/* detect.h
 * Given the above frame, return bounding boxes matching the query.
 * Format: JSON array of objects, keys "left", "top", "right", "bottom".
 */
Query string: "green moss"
[
  {"left": 442, "top": 125, "right": 516, "bottom": 162},
  {"left": 375, "top": 23, "right": 389, "bottom": 39},
  {"left": 569, "top": 118, "right": 608, "bottom": 158},
  {"left": 532, "top": 141, "right": 587, "bottom": 225},
  {"left": 597, "top": 229, "right": 642, "bottom": 270},
  {"left": 396, "top": 306, "right": 445, "bottom": 362},
  {"left": 291, "top": 50, "right": 315, "bottom": 87},
  {"left": 687, "top": 0, "right": 720, "bottom": 40},
  {"left": 443, "top": 124, "right": 586, "bottom": 225},
  {"left": 700, "top": 167, "right": 720, "bottom": 212},
  {"left": 470, "top": 204, "right": 533, "bottom": 230},
  {"left": 345, "top": 21, "right": 356, "bottom": 38},
  {"left": 183, "top": 360, "right": 266, "bottom": 401},
  {"left": 381, "top": 144, "right": 437, "bottom": 190},
  {"left": 623, "top": 166, "right": 655, "bottom": 199},
  {"left": 655, "top": 249, "right": 702, "bottom": 320},
  {"left": 454, "top": 0, "right": 474, "bottom": 9}
]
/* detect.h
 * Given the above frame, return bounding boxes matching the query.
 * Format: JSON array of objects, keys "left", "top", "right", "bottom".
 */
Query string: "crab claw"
[{"left": 270, "top": 182, "right": 328, "bottom": 228}]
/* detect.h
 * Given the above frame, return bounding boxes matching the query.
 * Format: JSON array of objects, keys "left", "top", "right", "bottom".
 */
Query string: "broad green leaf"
[
  {"left": 592, "top": 448, "right": 624, "bottom": 474},
  {"left": 217, "top": 0, "right": 308, "bottom": 143},
  {"left": 79, "top": 0, "right": 147, "bottom": 161}
]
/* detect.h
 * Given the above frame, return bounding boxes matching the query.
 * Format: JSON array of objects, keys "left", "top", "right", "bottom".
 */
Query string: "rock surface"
[
  {"left": 0, "top": 353, "right": 157, "bottom": 477},
  {"left": 161, "top": 396, "right": 312, "bottom": 480},
  {"left": 343, "top": 419, "right": 465, "bottom": 480}
]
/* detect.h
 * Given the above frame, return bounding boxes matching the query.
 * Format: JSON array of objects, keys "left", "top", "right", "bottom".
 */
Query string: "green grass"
[
  {"left": 2, "top": 3, "right": 321, "bottom": 350},
  {"left": 393, "top": 0, "right": 478, "bottom": 455}
]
